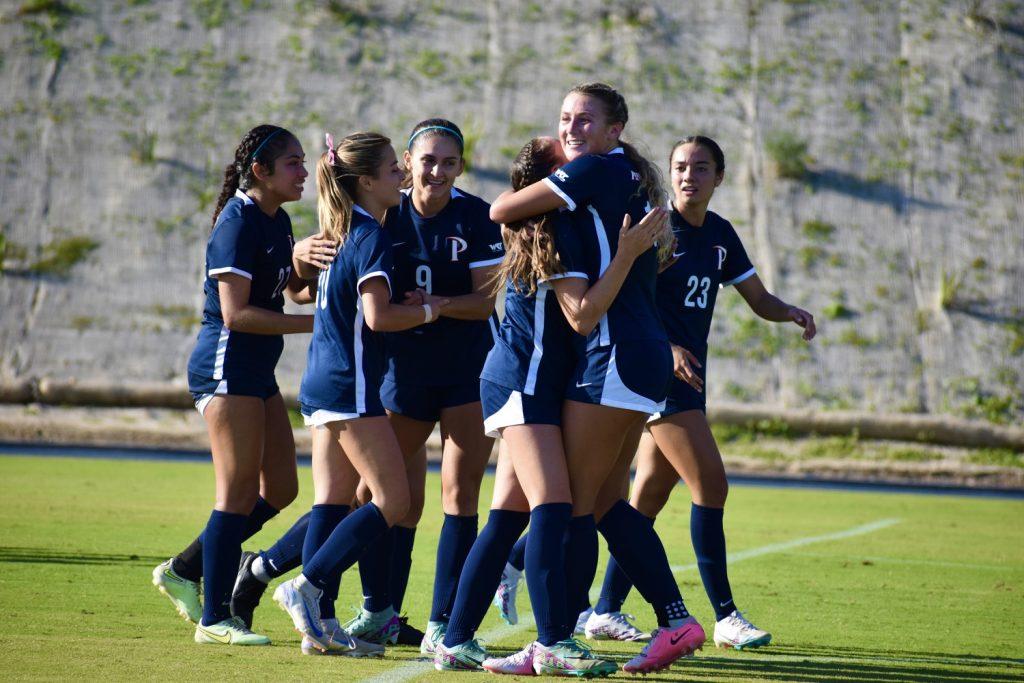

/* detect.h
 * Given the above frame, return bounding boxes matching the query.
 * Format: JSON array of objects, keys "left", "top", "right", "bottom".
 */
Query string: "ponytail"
[
  {"left": 211, "top": 163, "right": 240, "bottom": 229},
  {"left": 318, "top": 131, "right": 392, "bottom": 246}
]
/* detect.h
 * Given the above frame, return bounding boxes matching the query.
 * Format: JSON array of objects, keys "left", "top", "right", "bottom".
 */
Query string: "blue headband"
[
  {"left": 407, "top": 125, "right": 464, "bottom": 150},
  {"left": 250, "top": 128, "right": 285, "bottom": 163}
]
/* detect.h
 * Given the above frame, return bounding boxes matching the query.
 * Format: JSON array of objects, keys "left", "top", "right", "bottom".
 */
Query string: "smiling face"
[
  {"left": 670, "top": 142, "right": 723, "bottom": 209},
  {"left": 255, "top": 137, "right": 307, "bottom": 204},
  {"left": 361, "top": 144, "right": 405, "bottom": 210},
  {"left": 558, "top": 92, "right": 623, "bottom": 161},
  {"left": 404, "top": 135, "right": 464, "bottom": 201}
]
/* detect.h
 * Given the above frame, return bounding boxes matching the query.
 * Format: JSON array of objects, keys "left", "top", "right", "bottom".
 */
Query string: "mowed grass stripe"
[{"left": 361, "top": 518, "right": 900, "bottom": 683}]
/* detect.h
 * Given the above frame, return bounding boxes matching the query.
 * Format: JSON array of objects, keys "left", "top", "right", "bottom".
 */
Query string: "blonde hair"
[
  {"left": 317, "top": 132, "right": 392, "bottom": 244},
  {"left": 491, "top": 138, "right": 567, "bottom": 296},
  {"left": 568, "top": 82, "right": 674, "bottom": 265}
]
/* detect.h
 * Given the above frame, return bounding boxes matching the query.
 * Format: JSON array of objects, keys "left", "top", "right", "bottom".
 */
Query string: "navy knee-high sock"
[
  {"left": 429, "top": 514, "right": 478, "bottom": 623},
  {"left": 200, "top": 509, "right": 249, "bottom": 625},
  {"left": 261, "top": 511, "right": 310, "bottom": 578},
  {"left": 564, "top": 515, "right": 598, "bottom": 620},
  {"left": 526, "top": 503, "right": 572, "bottom": 646},
  {"left": 443, "top": 510, "right": 530, "bottom": 647},
  {"left": 597, "top": 500, "right": 689, "bottom": 627},
  {"left": 174, "top": 497, "right": 279, "bottom": 582},
  {"left": 594, "top": 555, "right": 635, "bottom": 615},
  {"left": 390, "top": 526, "right": 416, "bottom": 613},
  {"left": 302, "top": 504, "right": 350, "bottom": 620},
  {"left": 304, "top": 503, "right": 389, "bottom": 597},
  {"left": 508, "top": 533, "right": 528, "bottom": 572},
  {"left": 691, "top": 503, "right": 735, "bottom": 620},
  {"left": 359, "top": 526, "right": 396, "bottom": 612},
  {"left": 594, "top": 514, "right": 650, "bottom": 614}
]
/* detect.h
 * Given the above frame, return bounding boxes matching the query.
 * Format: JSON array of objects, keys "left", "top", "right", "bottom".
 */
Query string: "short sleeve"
[
  {"left": 720, "top": 220, "right": 755, "bottom": 287},
  {"left": 467, "top": 199, "right": 505, "bottom": 269},
  {"left": 207, "top": 209, "right": 258, "bottom": 280},
  {"left": 548, "top": 214, "right": 589, "bottom": 282},
  {"left": 355, "top": 228, "right": 393, "bottom": 296},
  {"left": 541, "top": 155, "right": 606, "bottom": 212}
]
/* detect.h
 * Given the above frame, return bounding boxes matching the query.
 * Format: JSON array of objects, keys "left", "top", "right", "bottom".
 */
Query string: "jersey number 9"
[{"left": 415, "top": 264, "right": 433, "bottom": 294}]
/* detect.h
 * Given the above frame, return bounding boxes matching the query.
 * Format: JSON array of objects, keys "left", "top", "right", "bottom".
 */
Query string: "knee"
[
  {"left": 694, "top": 474, "right": 728, "bottom": 508},
  {"left": 442, "top": 482, "right": 479, "bottom": 515},
  {"left": 218, "top": 483, "right": 260, "bottom": 515},
  {"left": 263, "top": 477, "right": 299, "bottom": 511},
  {"left": 375, "top": 482, "right": 411, "bottom": 527}
]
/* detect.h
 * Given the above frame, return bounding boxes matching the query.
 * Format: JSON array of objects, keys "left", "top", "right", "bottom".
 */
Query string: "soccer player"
[
  {"left": 152, "top": 125, "right": 325, "bottom": 645},
  {"left": 489, "top": 83, "right": 705, "bottom": 674},
  {"left": 587, "top": 136, "right": 816, "bottom": 649},
  {"left": 271, "top": 131, "right": 449, "bottom": 655},
  {"left": 433, "top": 137, "right": 666, "bottom": 676},
  {"left": 347, "top": 119, "right": 503, "bottom": 648}
]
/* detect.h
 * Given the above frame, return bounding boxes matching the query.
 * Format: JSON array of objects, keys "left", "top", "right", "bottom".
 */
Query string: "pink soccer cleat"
[
  {"left": 482, "top": 642, "right": 537, "bottom": 676},
  {"left": 623, "top": 617, "right": 705, "bottom": 674}
]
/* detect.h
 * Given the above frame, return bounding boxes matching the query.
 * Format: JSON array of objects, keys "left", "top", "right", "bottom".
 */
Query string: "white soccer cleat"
[
  {"left": 301, "top": 618, "right": 385, "bottom": 657},
  {"left": 573, "top": 607, "right": 593, "bottom": 636},
  {"left": 493, "top": 562, "right": 523, "bottom": 625},
  {"left": 272, "top": 577, "right": 331, "bottom": 652},
  {"left": 584, "top": 610, "right": 651, "bottom": 641},
  {"left": 713, "top": 610, "right": 772, "bottom": 650}
]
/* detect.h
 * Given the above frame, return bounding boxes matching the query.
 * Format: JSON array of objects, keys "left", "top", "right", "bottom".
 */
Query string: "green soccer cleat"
[
  {"left": 194, "top": 616, "right": 271, "bottom": 646},
  {"left": 434, "top": 638, "right": 488, "bottom": 671},
  {"left": 533, "top": 638, "right": 618, "bottom": 678},
  {"left": 343, "top": 605, "right": 400, "bottom": 644},
  {"left": 152, "top": 558, "right": 202, "bottom": 624},
  {"left": 419, "top": 620, "right": 447, "bottom": 655}
]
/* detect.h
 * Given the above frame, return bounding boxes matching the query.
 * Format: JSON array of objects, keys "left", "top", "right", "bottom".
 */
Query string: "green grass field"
[{"left": 1, "top": 454, "right": 1022, "bottom": 682}]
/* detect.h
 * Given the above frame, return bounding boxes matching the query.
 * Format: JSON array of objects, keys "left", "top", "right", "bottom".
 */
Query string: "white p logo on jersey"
[
  {"left": 713, "top": 245, "right": 727, "bottom": 270},
  {"left": 447, "top": 236, "right": 469, "bottom": 262}
]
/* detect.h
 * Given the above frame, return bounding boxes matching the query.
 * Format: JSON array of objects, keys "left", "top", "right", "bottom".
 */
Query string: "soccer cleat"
[
  {"left": 391, "top": 615, "right": 426, "bottom": 646},
  {"left": 152, "top": 558, "right": 202, "bottom": 624},
  {"left": 272, "top": 577, "right": 330, "bottom": 652},
  {"left": 343, "top": 605, "right": 400, "bottom": 644},
  {"left": 623, "top": 617, "right": 706, "bottom": 674},
  {"left": 573, "top": 607, "right": 593, "bottom": 636},
  {"left": 230, "top": 551, "right": 268, "bottom": 629},
  {"left": 482, "top": 641, "right": 537, "bottom": 676},
  {"left": 713, "top": 610, "right": 772, "bottom": 650},
  {"left": 194, "top": 616, "right": 270, "bottom": 645},
  {"left": 420, "top": 620, "right": 447, "bottom": 655},
  {"left": 434, "top": 638, "right": 488, "bottom": 671},
  {"left": 301, "top": 618, "right": 385, "bottom": 657},
  {"left": 533, "top": 638, "right": 618, "bottom": 677},
  {"left": 584, "top": 610, "right": 651, "bottom": 642},
  {"left": 493, "top": 562, "right": 523, "bottom": 625}
]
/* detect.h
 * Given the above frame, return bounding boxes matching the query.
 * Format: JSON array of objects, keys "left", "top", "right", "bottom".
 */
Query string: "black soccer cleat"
[
  {"left": 231, "top": 550, "right": 269, "bottom": 630},
  {"left": 392, "top": 615, "right": 426, "bottom": 646}
]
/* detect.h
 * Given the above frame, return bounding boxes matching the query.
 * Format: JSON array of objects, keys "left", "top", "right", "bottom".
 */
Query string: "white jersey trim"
[
  {"left": 234, "top": 189, "right": 254, "bottom": 204},
  {"left": 357, "top": 270, "right": 392, "bottom": 297},
  {"left": 721, "top": 267, "right": 756, "bottom": 288},
  {"left": 542, "top": 177, "right": 577, "bottom": 212},
  {"left": 304, "top": 408, "right": 361, "bottom": 427},
  {"left": 469, "top": 256, "right": 503, "bottom": 269},
  {"left": 588, "top": 206, "right": 611, "bottom": 348},
  {"left": 543, "top": 271, "right": 588, "bottom": 282},
  {"left": 523, "top": 286, "right": 548, "bottom": 395},
  {"left": 209, "top": 266, "right": 253, "bottom": 280},
  {"left": 354, "top": 298, "right": 366, "bottom": 414}
]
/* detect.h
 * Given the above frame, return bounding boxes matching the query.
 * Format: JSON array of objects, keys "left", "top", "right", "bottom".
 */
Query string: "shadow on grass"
[{"left": 0, "top": 546, "right": 166, "bottom": 566}]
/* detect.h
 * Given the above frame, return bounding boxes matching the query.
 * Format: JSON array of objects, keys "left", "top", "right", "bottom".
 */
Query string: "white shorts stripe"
[
  {"left": 523, "top": 286, "right": 548, "bottom": 395},
  {"left": 588, "top": 206, "right": 611, "bottom": 347},
  {"left": 483, "top": 390, "right": 526, "bottom": 438},
  {"left": 354, "top": 300, "right": 366, "bottom": 414},
  {"left": 599, "top": 345, "right": 665, "bottom": 415},
  {"left": 213, "top": 327, "right": 229, "bottom": 380}
]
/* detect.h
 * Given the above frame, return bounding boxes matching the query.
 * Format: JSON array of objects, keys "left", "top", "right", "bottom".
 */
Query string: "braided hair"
[{"left": 211, "top": 124, "right": 298, "bottom": 229}]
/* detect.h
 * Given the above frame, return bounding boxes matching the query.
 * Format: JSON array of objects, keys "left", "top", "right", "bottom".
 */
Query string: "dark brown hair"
[
  {"left": 670, "top": 135, "right": 726, "bottom": 173},
  {"left": 212, "top": 125, "right": 298, "bottom": 228}
]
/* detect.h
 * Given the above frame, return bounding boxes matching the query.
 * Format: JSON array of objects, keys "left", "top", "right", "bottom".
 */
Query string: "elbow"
[
  {"left": 568, "top": 317, "right": 596, "bottom": 337},
  {"left": 363, "top": 312, "right": 385, "bottom": 332},
  {"left": 489, "top": 204, "right": 512, "bottom": 224},
  {"left": 222, "top": 310, "right": 241, "bottom": 331}
]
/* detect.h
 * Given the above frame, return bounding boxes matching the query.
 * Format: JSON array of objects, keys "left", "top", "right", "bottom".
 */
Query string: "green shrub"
[
  {"left": 765, "top": 131, "right": 809, "bottom": 179},
  {"left": 801, "top": 219, "right": 835, "bottom": 241},
  {"left": 30, "top": 236, "right": 99, "bottom": 276}
]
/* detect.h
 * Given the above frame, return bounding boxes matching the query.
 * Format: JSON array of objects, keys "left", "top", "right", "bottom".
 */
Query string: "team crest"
[
  {"left": 446, "top": 236, "right": 469, "bottom": 262},
  {"left": 713, "top": 245, "right": 727, "bottom": 270}
]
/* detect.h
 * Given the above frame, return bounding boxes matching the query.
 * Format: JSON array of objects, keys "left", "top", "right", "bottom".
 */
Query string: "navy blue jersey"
[
  {"left": 656, "top": 207, "right": 755, "bottom": 360},
  {"left": 542, "top": 147, "right": 665, "bottom": 348},
  {"left": 382, "top": 187, "right": 504, "bottom": 386},
  {"left": 187, "top": 189, "right": 295, "bottom": 383},
  {"left": 480, "top": 214, "right": 586, "bottom": 397},
  {"left": 298, "top": 206, "right": 393, "bottom": 415}
]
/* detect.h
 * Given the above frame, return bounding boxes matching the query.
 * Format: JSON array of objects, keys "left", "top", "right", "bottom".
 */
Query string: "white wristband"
[{"left": 422, "top": 304, "right": 433, "bottom": 323}]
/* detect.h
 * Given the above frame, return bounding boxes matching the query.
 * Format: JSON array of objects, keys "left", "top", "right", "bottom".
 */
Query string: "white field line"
[{"left": 359, "top": 517, "right": 901, "bottom": 683}]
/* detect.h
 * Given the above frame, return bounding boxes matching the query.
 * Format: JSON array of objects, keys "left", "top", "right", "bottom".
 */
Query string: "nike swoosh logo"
[
  {"left": 669, "top": 628, "right": 693, "bottom": 646},
  {"left": 575, "top": 381, "right": 592, "bottom": 388},
  {"left": 302, "top": 601, "right": 323, "bottom": 638},
  {"left": 719, "top": 600, "right": 732, "bottom": 607},
  {"left": 391, "top": 242, "right": 406, "bottom": 247},
  {"left": 672, "top": 251, "right": 686, "bottom": 258},
  {"left": 198, "top": 625, "right": 232, "bottom": 644},
  {"left": 266, "top": 246, "right": 274, "bottom": 254}
]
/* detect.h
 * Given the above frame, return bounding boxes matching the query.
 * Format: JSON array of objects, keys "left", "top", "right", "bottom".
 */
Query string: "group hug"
[{"left": 152, "top": 81, "right": 815, "bottom": 676}]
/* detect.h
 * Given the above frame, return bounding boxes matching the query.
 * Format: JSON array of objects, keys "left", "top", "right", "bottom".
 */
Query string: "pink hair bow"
[{"left": 325, "top": 132, "right": 336, "bottom": 165}]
